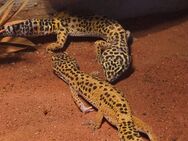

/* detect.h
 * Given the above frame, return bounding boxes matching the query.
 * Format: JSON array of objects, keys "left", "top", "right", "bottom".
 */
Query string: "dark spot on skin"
[
  {"left": 117, "top": 27, "right": 122, "bottom": 31},
  {"left": 83, "top": 92, "right": 87, "bottom": 96},
  {"left": 122, "top": 104, "right": 126, "bottom": 107},
  {"left": 103, "top": 88, "right": 107, "bottom": 91},
  {"left": 127, "top": 121, "right": 131, "bottom": 125},
  {"left": 99, "top": 82, "right": 103, "bottom": 84},
  {"left": 93, "top": 86, "right": 97, "bottom": 90},
  {"left": 133, "top": 132, "right": 140, "bottom": 137},
  {"left": 100, "top": 95, "right": 104, "bottom": 100},
  {"left": 89, "top": 83, "right": 93, "bottom": 87},
  {"left": 116, "top": 103, "right": 122, "bottom": 107},
  {"left": 121, "top": 98, "right": 125, "bottom": 101},
  {"left": 85, "top": 82, "right": 89, "bottom": 85},
  {"left": 121, "top": 135, "right": 125, "bottom": 139},
  {"left": 33, "top": 21, "right": 38, "bottom": 24},
  {"left": 104, "top": 92, "right": 110, "bottom": 97},
  {"left": 85, "top": 87, "right": 88, "bottom": 91},
  {"left": 72, "top": 18, "right": 77, "bottom": 22},
  {"left": 129, "top": 128, "right": 133, "bottom": 131},
  {"left": 88, "top": 88, "right": 91, "bottom": 92},
  {"left": 127, "top": 135, "right": 133, "bottom": 140},
  {"left": 121, "top": 111, "right": 128, "bottom": 114}
]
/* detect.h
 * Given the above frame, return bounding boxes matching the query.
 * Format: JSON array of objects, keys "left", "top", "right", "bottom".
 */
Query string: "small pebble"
[{"left": 34, "top": 2, "right": 38, "bottom": 7}]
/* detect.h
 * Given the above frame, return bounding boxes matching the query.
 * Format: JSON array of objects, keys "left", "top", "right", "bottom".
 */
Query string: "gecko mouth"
[
  {"left": 105, "top": 63, "right": 129, "bottom": 83},
  {"left": 107, "top": 71, "right": 123, "bottom": 83}
]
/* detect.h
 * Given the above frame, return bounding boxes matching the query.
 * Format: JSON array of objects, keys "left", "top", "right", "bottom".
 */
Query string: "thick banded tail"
[
  {"left": 0, "top": 20, "right": 26, "bottom": 36},
  {"left": 0, "top": 18, "right": 58, "bottom": 37}
]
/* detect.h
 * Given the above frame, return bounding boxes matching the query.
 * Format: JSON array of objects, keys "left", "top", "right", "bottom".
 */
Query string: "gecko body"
[
  {"left": 52, "top": 52, "right": 157, "bottom": 141},
  {"left": 0, "top": 13, "right": 131, "bottom": 82}
]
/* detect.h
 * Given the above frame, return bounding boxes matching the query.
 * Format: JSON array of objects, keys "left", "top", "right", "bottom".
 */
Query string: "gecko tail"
[
  {"left": 0, "top": 20, "right": 28, "bottom": 37},
  {"left": 0, "top": 26, "right": 6, "bottom": 37},
  {"left": 0, "top": 26, "right": 5, "bottom": 30}
]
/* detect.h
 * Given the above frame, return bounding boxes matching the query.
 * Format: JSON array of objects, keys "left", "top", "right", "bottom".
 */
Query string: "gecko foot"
[
  {"left": 80, "top": 104, "right": 94, "bottom": 113},
  {"left": 81, "top": 120, "right": 100, "bottom": 131}
]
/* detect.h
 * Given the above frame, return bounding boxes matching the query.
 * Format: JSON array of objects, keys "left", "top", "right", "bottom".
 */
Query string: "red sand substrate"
[{"left": 0, "top": 14, "right": 188, "bottom": 141}]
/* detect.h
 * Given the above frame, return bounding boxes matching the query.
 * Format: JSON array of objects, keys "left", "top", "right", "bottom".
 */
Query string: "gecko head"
[
  {"left": 52, "top": 52, "right": 79, "bottom": 71},
  {"left": 101, "top": 48, "right": 130, "bottom": 83}
]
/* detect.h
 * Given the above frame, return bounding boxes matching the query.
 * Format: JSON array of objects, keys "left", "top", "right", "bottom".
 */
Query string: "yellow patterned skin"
[
  {"left": 52, "top": 52, "right": 157, "bottom": 141},
  {"left": 0, "top": 13, "right": 131, "bottom": 83}
]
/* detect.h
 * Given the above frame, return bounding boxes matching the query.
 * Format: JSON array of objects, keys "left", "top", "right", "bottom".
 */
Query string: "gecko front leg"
[
  {"left": 46, "top": 28, "right": 68, "bottom": 53},
  {"left": 70, "top": 87, "right": 94, "bottom": 113},
  {"left": 94, "top": 40, "right": 110, "bottom": 64},
  {"left": 82, "top": 110, "right": 104, "bottom": 130}
]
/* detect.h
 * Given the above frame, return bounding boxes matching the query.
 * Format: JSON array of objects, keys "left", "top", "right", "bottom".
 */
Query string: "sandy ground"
[{"left": 0, "top": 12, "right": 188, "bottom": 141}]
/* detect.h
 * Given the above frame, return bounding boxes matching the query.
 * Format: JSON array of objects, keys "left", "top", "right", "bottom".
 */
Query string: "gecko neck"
[{"left": 54, "top": 66, "right": 80, "bottom": 84}]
